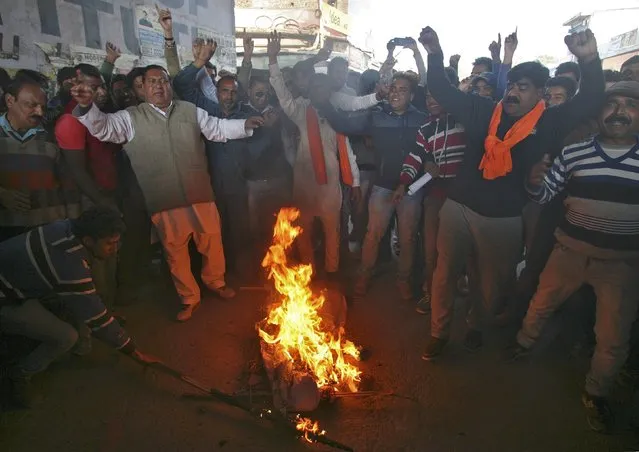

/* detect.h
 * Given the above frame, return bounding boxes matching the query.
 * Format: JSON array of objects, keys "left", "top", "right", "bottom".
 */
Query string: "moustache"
[
  {"left": 30, "top": 116, "right": 43, "bottom": 122},
  {"left": 505, "top": 97, "right": 520, "bottom": 104},
  {"left": 605, "top": 115, "right": 631, "bottom": 125}
]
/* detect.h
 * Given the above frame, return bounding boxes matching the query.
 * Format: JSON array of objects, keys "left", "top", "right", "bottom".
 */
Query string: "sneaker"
[
  {"left": 463, "top": 329, "right": 483, "bottom": 353},
  {"left": 397, "top": 281, "right": 413, "bottom": 301},
  {"left": 415, "top": 292, "right": 431, "bottom": 315},
  {"left": 176, "top": 302, "right": 200, "bottom": 322},
  {"left": 209, "top": 285, "right": 236, "bottom": 300},
  {"left": 421, "top": 336, "right": 448, "bottom": 361},
  {"left": 582, "top": 392, "right": 613, "bottom": 433},
  {"left": 10, "top": 375, "right": 35, "bottom": 409},
  {"left": 353, "top": 276, "right": 369, "bottom": 298},
  {"left": 503, "top": 342, "right": 531, "bottom": 362}
]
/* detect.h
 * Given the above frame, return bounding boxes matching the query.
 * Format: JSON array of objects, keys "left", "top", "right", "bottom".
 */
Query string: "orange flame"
[
  {"left": 295, "top": 415, "right": 326, "bottom": 443},
  {"left": 258, "top": 208, "right": 361, "bottom": 392}
]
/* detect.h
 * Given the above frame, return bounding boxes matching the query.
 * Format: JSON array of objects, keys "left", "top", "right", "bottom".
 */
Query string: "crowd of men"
[{"left": 1, "top": 6, "right": 639, "bottom": 435}]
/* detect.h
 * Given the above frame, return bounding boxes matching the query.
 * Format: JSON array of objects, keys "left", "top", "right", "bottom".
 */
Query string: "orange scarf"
[
  {"left": 479, "top": 100, "right": 545, "bottom": 180},
  {"left": 306, "top": 106, "right": 354, "bottom": 186}
]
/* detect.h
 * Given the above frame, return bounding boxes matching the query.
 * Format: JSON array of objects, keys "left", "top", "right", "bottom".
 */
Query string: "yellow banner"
[{"left": 320, "top": 2, "right": 349, "bottom": 36}]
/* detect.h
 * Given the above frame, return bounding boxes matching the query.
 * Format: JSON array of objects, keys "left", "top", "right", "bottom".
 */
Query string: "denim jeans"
[
  {"left": 359, "top": 186, "right": 422, "bottom": 282},
  {"left": 349, "top": 170, "right": 376, "bottom": 248},
  {"left": 0, "top": 299, "right": 79, "bottom": 375}
]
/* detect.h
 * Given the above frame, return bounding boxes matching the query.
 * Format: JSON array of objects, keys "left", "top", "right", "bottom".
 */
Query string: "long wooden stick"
[{"left": 139, "top": 360, "right": 355, "bottom": 451}]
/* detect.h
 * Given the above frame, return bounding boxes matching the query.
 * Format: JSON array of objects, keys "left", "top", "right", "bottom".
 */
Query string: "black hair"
[
  {"left": 392, "top": 71, "right": 418, "bottom": 94},
  {"left": 125, "top": 67, "right": 145, "bottom": 89},
  {"left": 508, "top": 61, "right": 550, "bottom": 89},
  {"left": 328, "top": 57, "right": 348, "bottom": 73},
  {"left": 56, "top": 66, "right": 76, "bottom": 85},
  {"left": 70, "top": 205, "right": 126, "bottom": 241},
  {"left": 248, "top": 75, "right": 269, "bottom": 89},
  {"left": 142, "top": 65, "right": 168, "bottom": 79},
  {"left": 204, "top": 61, "right": 217, "bottom": 73},
  {"left": 545, "top": 76, "right": 577, "bottom": 99},
  {"left": 4, "top": 73, "right": 47, "bottom": 99},
  {"left": 358, "top": 69, "right": 380, "bottom": 96},
  {"left": 622, "top": 55, "right": 639, "bottom": 69},
  {"left": 473, "top": 57, "right": 493, "bottom": 70},
  {"left": 603, "top": 69, "right": 622, "bottom": 84},
  {"left": 112, "top": 74, "right": 127, "bottom": 85},
  {"left": 0, "top": 68, "right": 10, "bottom": 93},
  {"left": 74, "top": 63, "right": 102, "bottom": 80},
  {"left": 15, "top": 70, "right": 49, "bottom": 89},
  {"left": 310, "top": 72, "right": 331, "bottom": 86},
  {"left": 555, "top": 61, "right": 581, "bottom": 82},
  {"left": 293, "top": 59, "right": 315, "bottom": 77},
  {"left": 444, "top": 66, "right": 460, "bottom": 87},
  {"left": 216, "top": 74, "right": 238, "bottom": 89}
]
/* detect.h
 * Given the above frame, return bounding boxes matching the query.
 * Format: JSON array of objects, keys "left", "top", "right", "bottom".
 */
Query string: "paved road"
[{"left": 2, "top": 270, "right": 638, "bottom": 452}]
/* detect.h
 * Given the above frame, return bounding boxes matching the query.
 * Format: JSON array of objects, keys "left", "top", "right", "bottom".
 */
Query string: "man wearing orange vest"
[
  {"left": 267, "top": 32, "right": 366, "bottom": 279},
  {"left": 417, "top": 26, "right": 604, "bottom": 360}
]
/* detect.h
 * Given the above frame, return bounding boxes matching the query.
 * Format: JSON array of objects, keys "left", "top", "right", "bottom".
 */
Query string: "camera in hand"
[{"left": 390, "top": 37, "right": 416, "bottom": 47}]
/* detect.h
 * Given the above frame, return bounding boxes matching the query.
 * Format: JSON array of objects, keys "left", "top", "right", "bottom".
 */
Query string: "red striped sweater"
[{"left": 399, "top": 114, "right": 466, "bottom": 197}]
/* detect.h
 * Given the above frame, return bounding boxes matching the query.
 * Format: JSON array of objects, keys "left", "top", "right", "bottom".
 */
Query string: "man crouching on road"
[{"left": 0, "top": 206, "right": 156, "bottom": 408}]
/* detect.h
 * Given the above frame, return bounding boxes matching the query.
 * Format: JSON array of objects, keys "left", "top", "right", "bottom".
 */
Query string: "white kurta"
[
  {"left": 75, "top": 102, "right": 251, "bottom": 303},
  {"left": 269, "top": 64, "right": 369, "bottom": 271},
  {"left": 269, "top": 64, "right": 362, "bottom": 218}
]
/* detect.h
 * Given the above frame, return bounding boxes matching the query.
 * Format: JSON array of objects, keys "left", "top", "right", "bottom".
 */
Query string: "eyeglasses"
[
  {"left": 254, "top": 92, "right": 267, "bottom": 98},
  {"left": 146, "top": 78, "right": 170, "bottom": 87}
]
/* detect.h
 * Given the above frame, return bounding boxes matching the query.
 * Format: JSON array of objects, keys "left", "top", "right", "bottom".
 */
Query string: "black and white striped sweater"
[{"left": 528, "top": 137, "right": 639, "bottom": 255}]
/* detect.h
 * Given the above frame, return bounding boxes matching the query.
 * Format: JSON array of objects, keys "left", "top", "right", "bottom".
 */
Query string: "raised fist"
[
  {"left": 105, "top": 42, "right": 121, "bottom": 64},
  {"left": 565, "top": 29, "right": 598, "bottom": 63},
  {"left": 418, "top": 27, "right": 441, "bottom": 55}
]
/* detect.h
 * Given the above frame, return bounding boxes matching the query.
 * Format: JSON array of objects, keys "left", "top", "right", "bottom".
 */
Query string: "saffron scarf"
[
  {"left": 306, "top": 106, "right": 354, "bottom": 186},
  {"left": 479, "top": 100, "right": 546, "bottom": 180}
]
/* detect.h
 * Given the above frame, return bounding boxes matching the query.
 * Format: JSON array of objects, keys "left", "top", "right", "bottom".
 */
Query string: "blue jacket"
[
  {"left": 0, "top": 220, "right": 134, "bottom": 353},
  {"left": 321, "top": 103, "right": 427, "bottom": 190}
]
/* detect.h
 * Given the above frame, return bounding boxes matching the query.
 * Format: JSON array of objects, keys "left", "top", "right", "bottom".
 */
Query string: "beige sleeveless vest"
[{"left": 124, "top": 101, "right": 214, "bottom": 214}]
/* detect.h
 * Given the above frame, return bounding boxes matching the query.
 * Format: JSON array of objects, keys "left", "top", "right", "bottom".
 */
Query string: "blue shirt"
[{"left": 0, "top": 114, "right": 44, "bottom": 142}]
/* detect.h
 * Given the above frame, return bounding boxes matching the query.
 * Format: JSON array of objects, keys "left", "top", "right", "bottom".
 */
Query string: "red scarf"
[
  {"left": 306, "top": 106, "right": 353, "bottom": 186},
  {"left": 479, "top": 100, "right": 545, "bottom": 180}
]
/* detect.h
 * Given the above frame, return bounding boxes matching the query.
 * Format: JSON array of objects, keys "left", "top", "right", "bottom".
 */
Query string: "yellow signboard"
[{"left": 320, "top": 2, "right": 349, "bottom": 36}]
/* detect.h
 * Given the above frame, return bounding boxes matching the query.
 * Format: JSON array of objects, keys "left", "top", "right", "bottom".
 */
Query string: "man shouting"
[
  {"left": 70, "top": 65, "right": 263, "bottom": 321},
  {"left": 418, "top": 26, "right": 604, "bottom": 360}
]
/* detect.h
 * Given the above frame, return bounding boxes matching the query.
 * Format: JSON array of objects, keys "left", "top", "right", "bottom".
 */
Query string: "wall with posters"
[{"left": 0, "top": 0, "right": 236, "bottom": 76}]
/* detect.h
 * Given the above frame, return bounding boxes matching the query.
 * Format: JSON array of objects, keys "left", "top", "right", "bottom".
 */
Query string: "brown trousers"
[
  {"left": 518, "top": 243, "right": 639, "bottom": 397},
  {"left": 430, "top": 200, "right": 523, "bottom": 339}
]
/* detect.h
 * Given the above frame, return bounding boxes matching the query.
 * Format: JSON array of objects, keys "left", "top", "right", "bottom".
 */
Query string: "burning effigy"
[{"left": 257, "top": 208, "right": 361, "bottom": 414}]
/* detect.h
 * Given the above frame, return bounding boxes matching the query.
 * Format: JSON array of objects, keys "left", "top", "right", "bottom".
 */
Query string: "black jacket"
[{"left": 426, "top": 52, "right": 604, "bottom": 217}]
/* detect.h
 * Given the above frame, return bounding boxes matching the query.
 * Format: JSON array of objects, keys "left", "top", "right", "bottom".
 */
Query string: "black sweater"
[{"left": 426, "top": 52, "right": 604, "bottom": 217}]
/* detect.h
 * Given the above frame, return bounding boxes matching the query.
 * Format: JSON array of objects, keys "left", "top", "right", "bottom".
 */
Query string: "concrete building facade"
[
  {"left": 563, "top": 7, "right": 639, "bottom": 71},
  {"left": 0, "top": 0, "right": 236, "bottom": 75},
  {"left": 235, "top": 0, "right": 375, "bottom": 72}
]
